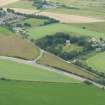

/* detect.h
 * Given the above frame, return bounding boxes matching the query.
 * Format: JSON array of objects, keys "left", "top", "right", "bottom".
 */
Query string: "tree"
[
  {"left": 7, "top": 8, "right": 15, "bottom": 13},
  {"left": 24, "top": 23, "right": 31, "bottom": 27},
  {"left": 16, "top": 24, "right": 23, "bottom": 27}
]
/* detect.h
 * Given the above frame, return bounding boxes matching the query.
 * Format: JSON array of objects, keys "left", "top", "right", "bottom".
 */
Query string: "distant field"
[
  {"left": 4, "top": 0, "right": 105, "bottom": 17},
  {"left": 50, "top": 0, "right": 78, "bottom": 4},
  {"left": 38, "top": 12, "right": 104, "bottom": 23},
  {"left": 27, "top": 23, "right": 105, "bottom": 40},
  {"left": 69, "top": 22, "right": 105, "bottom": 34},
  {"left": 51, "top": 0, "right": 105, "bottom": 9},
  {"left": 37, "top": 52, "right": 97, "bottom": 80},
  {"left": 0, "top": 80, "right": 105, "bottom": 105},
  {"left": 4, "top": 0, "right": 35, "bottom": 9},
  {"left": 47, "top": 0, "right": 105, "bottom": 17},
  {"left": 45, "top": 7, "right": 105, "bottom": 18},
  {"left": 0, "top": 60, "right": 77, "bottom": 82},
  {"left": 0, "top": 27, "right": 39, "bottom": 60},
  {"left": 0, "top": 0, "right": 19, "bottom": 7},
  {"left": 86, "top": 52, "right": 105, "bottom": 73}
]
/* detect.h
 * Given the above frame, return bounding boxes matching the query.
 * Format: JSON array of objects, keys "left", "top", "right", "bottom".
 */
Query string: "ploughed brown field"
[{"left": 0, "top": 36, "right": 39, "bottom": 60}]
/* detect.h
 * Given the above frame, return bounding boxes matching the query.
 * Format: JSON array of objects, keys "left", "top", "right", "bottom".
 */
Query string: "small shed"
[{"left": 66, "top": 40, "right": 71, "bottom": 46}]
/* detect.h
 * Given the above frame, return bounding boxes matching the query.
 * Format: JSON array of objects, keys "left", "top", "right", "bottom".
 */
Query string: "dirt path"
[
  {"left": 0, "top": 55, "right": 104, "bottom": 88},
  {"left": 0, "top": 0, "right": 20, "bottom": 7},
  {"left": 35, "top": 49, "right": 44, "bottom": 62},
  {"left": 7, "top": 8, "right": 105, "bottom": 23}
]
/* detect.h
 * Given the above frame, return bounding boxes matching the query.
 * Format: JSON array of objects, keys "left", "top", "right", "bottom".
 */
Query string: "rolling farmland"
[{"left": 0, "top": 0, "right": 105, "bottom": 105}]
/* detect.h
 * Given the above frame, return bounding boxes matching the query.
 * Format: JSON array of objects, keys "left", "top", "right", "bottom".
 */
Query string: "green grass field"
[
  {"left": 13, "top": 18, "right": 48, "bottom": 28},
  {"left": 69, "top": 22, "right": 105, "bottom": 34},
  {"left": 0, "top": 60, "right": 78, "bottom": 83},
  {"left": 86, "top": 52, "right": 105, "bottom": 73},
  {"left": 0, "top": 80, "right": 105, "bottom": 105},
  {"left": 27, "top": 23, "right": 104, "bottom": 40},
  {"left": 0, "top": 27, "right": 14, "bottom": 36}
]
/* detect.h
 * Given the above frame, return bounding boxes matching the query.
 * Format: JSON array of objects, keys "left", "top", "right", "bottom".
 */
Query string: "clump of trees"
[
  {"left": 7, "top": 8, "right": 15, "bottom": 13},
  {"left": 33, "top": 0, "right": 48, "bottom": 9},
  {"left": 36, "top": 32, "right": 93, "bottom": 60},
  {"left": 96, "top": 78, "right": 105, "bottom": 86},
  {"left": 16, "top": 23, "right": 31, "bottom": 28}
]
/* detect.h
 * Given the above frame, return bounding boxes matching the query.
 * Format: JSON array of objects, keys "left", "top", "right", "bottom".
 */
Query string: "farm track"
[
  {"left": 0, "top": 55, "right": 105, "bottom": 88},
  {"left": 35, "top": 49, "right": 44, "bottom": 62}
]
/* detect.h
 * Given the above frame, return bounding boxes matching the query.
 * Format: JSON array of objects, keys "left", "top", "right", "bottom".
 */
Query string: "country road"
[{"left": 0, "top": 55, "right": 105, "bottom": 88}]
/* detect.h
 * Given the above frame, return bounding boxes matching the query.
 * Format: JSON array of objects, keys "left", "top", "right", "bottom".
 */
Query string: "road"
[{"left": 0, "top": 55, "right": 105, "bottom": 88}]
